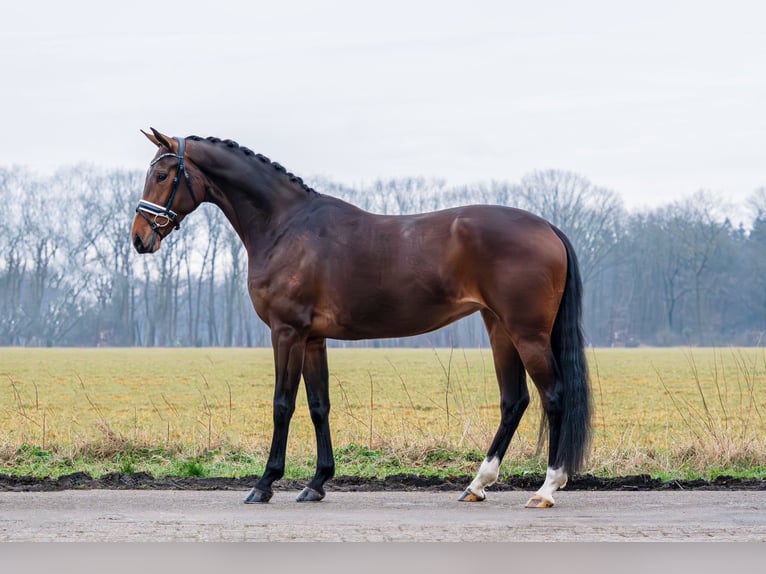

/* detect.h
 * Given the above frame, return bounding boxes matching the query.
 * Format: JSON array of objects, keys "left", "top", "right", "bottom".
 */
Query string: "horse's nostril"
[{"left": 133, "top": 234, "right": 144, "bottom": 252}]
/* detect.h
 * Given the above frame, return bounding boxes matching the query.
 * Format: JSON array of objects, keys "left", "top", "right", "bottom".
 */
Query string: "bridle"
[{"left": 135, "top": 137, "right": 199, "bottom": 232}]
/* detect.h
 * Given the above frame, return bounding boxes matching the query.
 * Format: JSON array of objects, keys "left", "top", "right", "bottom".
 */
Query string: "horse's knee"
[
  {"left": 273, "top": 399, "right": 296, "bottom": 425},
  {"left": 308, "top": 400, "right": 330, "bottom": 426}
]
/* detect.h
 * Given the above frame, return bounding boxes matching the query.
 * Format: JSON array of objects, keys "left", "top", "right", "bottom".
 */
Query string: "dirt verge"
[{"left": 1, "top": 472, "right": 764, "bottom": 492}]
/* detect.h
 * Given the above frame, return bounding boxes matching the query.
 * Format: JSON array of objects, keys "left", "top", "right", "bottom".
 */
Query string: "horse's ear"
[
  {"left": 139, "top": 130, "right": 162, "bottom": 147},
  {"left": 145, "top": 128, "right": 178, "bottom": 153},
  {"left": 141, "top": 129, "right": 162, "bottom": 147}
]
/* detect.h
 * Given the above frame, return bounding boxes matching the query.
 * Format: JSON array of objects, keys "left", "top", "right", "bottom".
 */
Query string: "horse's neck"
[{"left": 203, "top": 160, "right": 310, "bottom": 253}]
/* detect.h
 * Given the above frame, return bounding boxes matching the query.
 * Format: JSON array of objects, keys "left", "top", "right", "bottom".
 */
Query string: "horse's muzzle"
[{"left": 133, "top": 231, "right": 159, "bottom": 254}]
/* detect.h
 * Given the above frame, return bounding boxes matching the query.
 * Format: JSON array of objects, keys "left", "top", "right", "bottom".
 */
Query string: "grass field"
[{"left": 1, "top": 347, "right": 765, "bottom": 480}]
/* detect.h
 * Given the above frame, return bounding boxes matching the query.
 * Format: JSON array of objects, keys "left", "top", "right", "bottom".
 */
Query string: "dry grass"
[{"left": 1, "top": 346, "right": 765, "bottom": 477}]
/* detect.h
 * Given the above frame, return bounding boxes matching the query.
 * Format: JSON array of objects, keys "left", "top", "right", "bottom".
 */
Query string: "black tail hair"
[{"left": 548, "top": 226, "right": 592, "bottom": 473}]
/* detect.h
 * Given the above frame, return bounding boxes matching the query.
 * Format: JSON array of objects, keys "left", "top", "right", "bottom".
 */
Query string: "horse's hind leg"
[
  {"left": 514, "top": 336, "right": 569, "bottom": 508},
  {"left": 459, "top": 310, "right": 529, "bottom": 502}
]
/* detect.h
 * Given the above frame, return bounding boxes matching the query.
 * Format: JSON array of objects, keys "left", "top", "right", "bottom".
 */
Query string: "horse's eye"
[{"left": 157, "top": 173, "right": 168, "bottom": 182}]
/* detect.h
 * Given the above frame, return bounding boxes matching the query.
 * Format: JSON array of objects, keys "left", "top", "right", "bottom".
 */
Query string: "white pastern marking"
[
  {"left": 466, "top": 456, "right": 500, "bottom": 499},
  {"left": 534, "top": 466, "right": 568, "bottom": 505}
]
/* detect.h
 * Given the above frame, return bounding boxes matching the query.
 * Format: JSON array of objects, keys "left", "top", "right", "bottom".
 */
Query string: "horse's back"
[{"left": 304, "top": 200, "right": 567, "bottom": 340}]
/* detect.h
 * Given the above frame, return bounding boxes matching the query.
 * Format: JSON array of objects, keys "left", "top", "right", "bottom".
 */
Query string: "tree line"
[{"left": 1, "top": 165, "right": 764, "bottom": 348}]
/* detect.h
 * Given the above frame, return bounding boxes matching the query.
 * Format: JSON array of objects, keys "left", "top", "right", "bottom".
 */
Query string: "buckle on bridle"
[
  {"left": 136, "top": 200, "right": 179, "bottom": 230},
  {"left": 153, "top": 213, "right": 172, "bottom": 228}
]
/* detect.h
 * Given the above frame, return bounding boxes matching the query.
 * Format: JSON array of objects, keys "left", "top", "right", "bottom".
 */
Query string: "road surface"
[{"left": 1, "top": 489, "right": 765, "bottom": 542}]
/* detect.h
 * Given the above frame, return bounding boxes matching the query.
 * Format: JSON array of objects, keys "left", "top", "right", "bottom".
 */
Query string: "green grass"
[{"left": 1, "top": 347, "right": 765, "bottom": 481}]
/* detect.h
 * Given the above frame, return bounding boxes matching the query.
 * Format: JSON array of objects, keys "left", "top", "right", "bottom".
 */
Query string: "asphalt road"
[{"left": 1, "top": 489, "right": 765, "bottom": 542}]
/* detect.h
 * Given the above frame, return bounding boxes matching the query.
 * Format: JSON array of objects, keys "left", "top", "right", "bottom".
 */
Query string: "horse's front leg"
[
  {"left": 296, "top": 338, "right": 335, "bottom": 502},
  {"left": 244, "top": 325, "right": 306, "bottom": 504}
]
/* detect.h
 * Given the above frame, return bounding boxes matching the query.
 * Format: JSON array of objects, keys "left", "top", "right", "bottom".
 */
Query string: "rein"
[{"left": 136, "top": 137, "right": 199, "bottom": 231}]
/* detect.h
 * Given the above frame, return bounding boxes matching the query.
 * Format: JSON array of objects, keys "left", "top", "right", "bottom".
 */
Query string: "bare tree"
[
  {"left": 748, "top": 186, "right": 766, "bottom": 219},
  {"left": 218, "top": 217, "right": 252, "bottom": 346},
  {"left": 68, "top": 166, "right": 144, "bottom": 344},
  {"left": 675, "top": 191, "right": 732, "bottom": 344},
  {"left": 624, "top": 192, "right": 733, "bottom": 344},
  {"left": 0, "top": 168, "right": 29, "bottom": 344}
]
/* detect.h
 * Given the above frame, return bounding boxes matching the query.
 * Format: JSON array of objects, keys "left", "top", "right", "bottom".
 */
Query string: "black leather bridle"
[{"left": 135, "top": 137, "right": 199, "bottom": 232}]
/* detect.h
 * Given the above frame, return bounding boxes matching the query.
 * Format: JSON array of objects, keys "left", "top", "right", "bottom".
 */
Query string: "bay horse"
[{"left": 131, "top": 129, "right": 591, "bottom": 508}]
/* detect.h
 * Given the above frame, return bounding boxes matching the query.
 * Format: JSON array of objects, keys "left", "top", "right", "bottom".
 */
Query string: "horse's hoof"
[
  {"left": 458, "top": 489, "right": 485, "bottom": 502},
  {"left": 525, "top": 495, "right": 554, "bottom": 508},
  {"left": 296, "top": 487, "right": 325, "bottom": 502},
  {"left": 244, "top": 487, "right": 273, "bottom": 504}
]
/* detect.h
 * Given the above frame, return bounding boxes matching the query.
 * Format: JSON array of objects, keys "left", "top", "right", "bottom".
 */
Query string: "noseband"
[{"left": 136, "top": 137, "right": 199, "bottom": 231}]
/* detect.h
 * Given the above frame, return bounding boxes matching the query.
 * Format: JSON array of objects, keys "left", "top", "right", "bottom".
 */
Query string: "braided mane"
[{"left": 188, "top": 135, "right": 318, "bottom": 196}]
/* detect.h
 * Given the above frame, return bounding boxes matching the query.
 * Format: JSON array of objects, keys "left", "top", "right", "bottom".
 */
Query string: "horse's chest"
[{"left": 247, "top": 268, "right": 318, "bottom": 325}]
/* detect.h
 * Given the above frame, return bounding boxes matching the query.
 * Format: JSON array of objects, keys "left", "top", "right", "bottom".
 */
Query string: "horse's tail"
[{"left": 548, "top": 226, "right": 592, "bottom": 474}]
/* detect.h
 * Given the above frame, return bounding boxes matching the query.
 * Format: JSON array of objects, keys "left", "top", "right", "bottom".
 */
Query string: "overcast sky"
[{"left": 1, "top": 0, "right": 763, "bottom": 210}]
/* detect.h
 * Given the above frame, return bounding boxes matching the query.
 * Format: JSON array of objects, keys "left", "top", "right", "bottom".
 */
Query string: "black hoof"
[
  {"left": 296, "top": 487, "right": 325, "bottom": 502},
  {"left": 244, "top": 487, "right": 273, "bottom": 504}
]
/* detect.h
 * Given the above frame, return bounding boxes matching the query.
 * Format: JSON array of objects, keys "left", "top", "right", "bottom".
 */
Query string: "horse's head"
[{"left": 131, "top": 128, "right": 202, "bottom": 254}]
